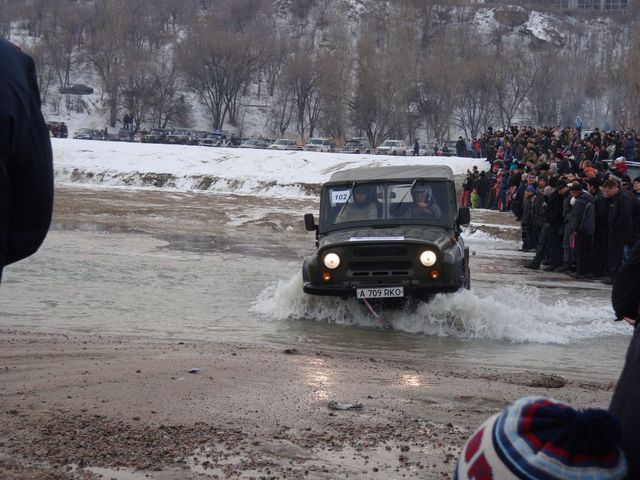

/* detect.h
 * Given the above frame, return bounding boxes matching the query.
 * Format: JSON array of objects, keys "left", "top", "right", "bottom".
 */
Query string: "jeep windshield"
[{"left": 320, "top": 181, "right": 453, "bottom": 231}]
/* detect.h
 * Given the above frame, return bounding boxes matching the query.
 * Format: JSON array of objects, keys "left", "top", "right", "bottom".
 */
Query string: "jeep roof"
[{"left": 325, "top": 165, "right": 454, "bottom": 185}]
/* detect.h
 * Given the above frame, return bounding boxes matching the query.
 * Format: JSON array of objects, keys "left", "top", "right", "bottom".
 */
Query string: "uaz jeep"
[{"left": 303, "top": 165, "right": 471, "bottom": 301}]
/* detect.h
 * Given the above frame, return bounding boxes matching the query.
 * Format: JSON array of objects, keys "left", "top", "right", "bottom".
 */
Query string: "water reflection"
[
  {"left": 400, "top": 373, "right": 423, "bottom": 387},
  {"left": 302, "top": 357, "right": 333, "bottom": 401}
]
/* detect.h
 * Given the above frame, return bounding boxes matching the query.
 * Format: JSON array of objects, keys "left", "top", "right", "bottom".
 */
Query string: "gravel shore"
[{"left": 0, "top": 329, "right": 617, "bottom": 479}]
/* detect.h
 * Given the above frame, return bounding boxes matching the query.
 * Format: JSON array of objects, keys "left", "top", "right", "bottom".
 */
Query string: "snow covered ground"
[{"left": 53, "top": 139, "right": 483, "bottom": 198}]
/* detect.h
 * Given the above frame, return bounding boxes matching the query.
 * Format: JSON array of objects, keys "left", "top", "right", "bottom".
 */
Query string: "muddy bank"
[{"left": 0, "top": 330, "right": 617, "bottom": 480}]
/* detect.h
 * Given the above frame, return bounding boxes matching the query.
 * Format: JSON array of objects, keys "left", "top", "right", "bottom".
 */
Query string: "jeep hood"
[{"left": 319, "top": 226, "right": 454, "bottom": 250}]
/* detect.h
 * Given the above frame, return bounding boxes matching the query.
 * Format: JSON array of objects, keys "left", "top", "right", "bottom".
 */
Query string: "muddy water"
[{"left": 0, "top": 187, "right": 631, "bottom": 383}]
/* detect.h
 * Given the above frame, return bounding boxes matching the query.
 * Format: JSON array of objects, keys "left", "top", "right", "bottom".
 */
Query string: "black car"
[
  {"left": 302, "top": 165, "right": 471, "bottom": 301},
  {"left": 141, "top": 129, "right": 168, "bottom": 143},
  {"left": 165, "top": 128, "right": 191, "bottom": 144},
  {"left": 60, "top": 84, "right": 94, "bottom": 95},
  {"left": 198, "top": 131, "right": 240, "bottom": 147},
  {"left": 73, "top": 128, "right": 105, "bottom": 140}
]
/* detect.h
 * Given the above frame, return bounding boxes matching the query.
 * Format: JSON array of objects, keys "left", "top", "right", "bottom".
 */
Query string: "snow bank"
[{"left": 52, "top": 138, "right": 483, "bottom": 198}]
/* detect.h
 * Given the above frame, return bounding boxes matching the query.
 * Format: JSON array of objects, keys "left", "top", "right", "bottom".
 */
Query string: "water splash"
[{"left": 252, "top": 273, "right": 625, "bottom": 344}]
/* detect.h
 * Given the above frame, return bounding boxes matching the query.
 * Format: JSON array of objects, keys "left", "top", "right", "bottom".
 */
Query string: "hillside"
[{"left": 5, "top": 0, "right": 639, "bottom": 141}]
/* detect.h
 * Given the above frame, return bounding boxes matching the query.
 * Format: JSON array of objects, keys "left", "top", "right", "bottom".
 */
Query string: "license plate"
[{"left": 357, "top": 287, "right": 404, "bottom": 299}]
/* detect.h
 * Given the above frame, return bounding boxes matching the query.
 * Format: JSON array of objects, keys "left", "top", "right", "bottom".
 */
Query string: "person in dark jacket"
[
  {"left": 568, "top": 182, "right": 595, "bottom": 277},
  {"left": 473, "top": 170, "right": 490, "bottom": 209},
  {"left": 609, "top": 239, "right": 640, "bottom": 479},
  {"left": 586, "top": 177, "right": 609, "bottom": 277},
  {"left": 456, "top": 136, "right": 466, "bottom": 157},
  {"left": 0, "top": 39, "right": 53, "bottom": 282},
  {"left": 524, "top": 184, "right": 554, "bottom": 270},
  {"left": 520, "top": 173, "right": 538, "bottom": 251},
  {"left": 603, "top": 179, "right": 633, "bottom": 283},
  {"left": 545, "top": 179, "right": 568, "bottom": 270}
]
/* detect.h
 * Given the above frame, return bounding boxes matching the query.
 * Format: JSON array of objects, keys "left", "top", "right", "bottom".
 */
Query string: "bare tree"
[
  {"left": 454, "top": 56, "right": 498, "bottom": 139},
  {"left": 149, "top": 54, "right": 191, "bottom": 128},
  {"left": 267, "top": 86, "right": 295, "bottom": 136},
  {"left": 85, "top": 0, "right": 128, "bottom": 127},
  {"left": 180, "top": 26, "right": 262, "bottom": 130},
  {"left": 493, "top": 47, "right": 535, "bottom": 129}
]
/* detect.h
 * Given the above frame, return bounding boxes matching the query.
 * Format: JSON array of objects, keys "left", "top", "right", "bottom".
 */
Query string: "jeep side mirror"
[
  {"left": 458, "top": 207, "right": 471, "bottom": 226},
  {"left": 304, "top": 213, "right": 317, "bottom": 231}
]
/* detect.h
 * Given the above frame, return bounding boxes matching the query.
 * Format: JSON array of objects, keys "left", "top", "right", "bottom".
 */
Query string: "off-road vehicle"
[{"left": 303, "top": 165, "right": 471, "bottom": 301}]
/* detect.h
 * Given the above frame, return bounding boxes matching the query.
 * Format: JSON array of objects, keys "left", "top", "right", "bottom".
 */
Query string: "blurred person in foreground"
[
  {"left": 0, "top": 38, "right": 53, "bottom": 282},
  {"left": 609, "top": 239, "right": 640, "bottom": 478},
  {"left": 455, "top": 396, "right": 627, "bottom": 479}
]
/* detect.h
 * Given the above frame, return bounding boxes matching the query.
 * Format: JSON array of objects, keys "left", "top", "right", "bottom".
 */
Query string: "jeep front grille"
[
  {"left": 351, "top": 245, "right": 408, "bottom": 257},
  {"left": 348, "top": 261, "right": 412, "bottom": 278}
]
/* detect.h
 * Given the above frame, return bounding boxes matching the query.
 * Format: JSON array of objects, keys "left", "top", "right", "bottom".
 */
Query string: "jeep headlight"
[
  {"left": 323, "top": 252, "right": 341, "bottom": 269},
  {"left": 419, "top": 250, "right": 437, "bottom": 267}
]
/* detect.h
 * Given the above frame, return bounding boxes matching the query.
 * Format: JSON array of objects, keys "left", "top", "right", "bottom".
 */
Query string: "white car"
[
  {"left": 305, "top": 138, "right": 336, "bottom": 152},
  {"left": 376, "top": 139, "right": 407, "bottom": 155},
  {"left": 268, "top": 139, "right": 301, "bottom": 150}
]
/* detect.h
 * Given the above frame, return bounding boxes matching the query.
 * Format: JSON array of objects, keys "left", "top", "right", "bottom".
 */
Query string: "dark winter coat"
[
  {"left": 607, "top": 191, "right": 634, "bottom": 247},
  {"left": 569, "top": 191, "right": 595, "bottom": 236},
  {"left": 473, "top": 176, "right": 490, "bottom": 197},
  {"left": 462, "top": 175, "right": 474, "bottom": 192},
  {"left": 609, "top": 240, "right": 640, "bottom": 478},
  {"left": 629, "top": 193, "right": 640, "bottom": 246},
  {"left": 546, "top": 190, "right": 564, "bottom": 229},
  {"left": 0, "top": 39, "right": 53, "bottom": 281},
  {"left": 531, "top": 191, "right": 546, "bottom": 228}
]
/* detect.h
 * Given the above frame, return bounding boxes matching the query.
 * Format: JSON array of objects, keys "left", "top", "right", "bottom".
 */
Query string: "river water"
[{"left": 0, "top": 186, "right": 631, "bottom": 383}]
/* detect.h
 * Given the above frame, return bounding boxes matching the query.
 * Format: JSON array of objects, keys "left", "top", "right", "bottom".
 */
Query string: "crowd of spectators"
[{"left": 460, "top": 124, "right": 640, "bottom": 283}]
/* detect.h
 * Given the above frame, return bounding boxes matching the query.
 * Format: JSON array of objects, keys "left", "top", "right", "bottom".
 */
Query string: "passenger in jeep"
[{"left": 406, "top": 184, "right": 442, "bottom": 219}]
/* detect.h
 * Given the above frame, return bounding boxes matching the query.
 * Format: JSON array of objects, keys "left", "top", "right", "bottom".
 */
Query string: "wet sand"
[
  {"left": 0, "top": 186, "right": 625, "bottom": 479},
  {"left": 0, "top": 330, "right": 617, "bottom": 480}
]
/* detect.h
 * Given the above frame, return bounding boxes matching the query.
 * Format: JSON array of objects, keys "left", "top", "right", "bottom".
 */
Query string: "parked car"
[
  {"left": 73, "top": 128, "right": 105, "bottom": 140},
  {"left": 268, "top": 139, "right": 302, "bottom": 150},
  {"left": 301, "top": 165, "right": 471, "bottom": 301},
  {"left": 240, "top": 138, "right": 273, "bottom": 149},
  {"left": 47, "top": 121, "right": 68, "bottom": 138},
  {"left": 165, "top": 128, "right": 191, "bottom": 144},
  {"left": 187, "top": 130, "right": 210, "bottom": 145},
  {"left": 60, "top": 83, "right": 94, "bottom": 95},
  {"left": 198, "top": 131, "right": 240, "bottom": 147},
  {"left": 198, "top": 131, "right": 226, "bottom": 147},
  {"left": 376, "top": 139, "right": 407, "bottom": 155},
  {"left": 339, "top": 138, "right": 371, "bottom": 154},
  {"left": 141, "top": 129, "right": 168, "bottom": 143},
  {"left": 116, "top": 128, "right": 134, "bottom": 142},
  {"left": 305, "top": 138, "right": 336, "bottom": 152}
]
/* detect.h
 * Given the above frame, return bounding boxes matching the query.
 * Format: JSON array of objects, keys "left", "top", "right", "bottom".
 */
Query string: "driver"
[
  {"left": 335, "top": 185, "right": 380, "bottom": 222},
  {"left": 407, "top": 184, "right": 441, "bottom": 219}
]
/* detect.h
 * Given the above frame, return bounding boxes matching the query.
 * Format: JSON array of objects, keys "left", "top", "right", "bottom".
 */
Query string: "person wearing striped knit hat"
[{"left": 455, "top": 396, "right": 627, "bottom": 479}]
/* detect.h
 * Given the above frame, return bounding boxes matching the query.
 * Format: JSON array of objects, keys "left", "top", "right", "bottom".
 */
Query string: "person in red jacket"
[{"left": 0, "top": 39, "right": 53, "bottom": 282}]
